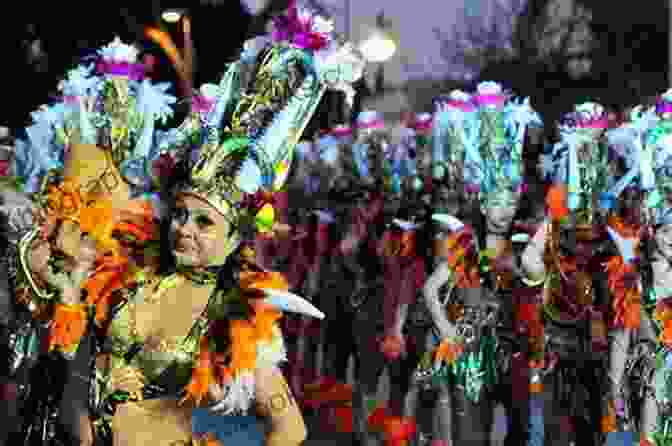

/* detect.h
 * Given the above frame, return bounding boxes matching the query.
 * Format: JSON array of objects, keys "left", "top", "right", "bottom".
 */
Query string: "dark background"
[
  {"left": 0, "top": 1, "right": 669, "bottom": 134},
  {"left": 0, "top": 3, "right": 250, "bottom": 130}
]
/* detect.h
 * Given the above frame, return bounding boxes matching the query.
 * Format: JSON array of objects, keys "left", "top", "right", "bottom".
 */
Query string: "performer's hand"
[
  {"left": 77, "top": 235, "right": 98, "bottom": 269},
  {"left": 208, "top": 383, "right": 226, "bottom": 405},
  {"left": 339, "top": 234, "right": 360, "bottom": 255},
  {"left": 28, "top": 237, "right": 52, "bottom": 281},
  {"left": 380, "top": 333, "right": 406, "bottom": 360},
  {"left": 59, "top": 283, "right": 83, "bottom": 305},
  {"left": 423, "top": 261, "right": 451, "bottom": 298},
  {"left": 38, "top": 231, "right": 96, "bottom": 304}
]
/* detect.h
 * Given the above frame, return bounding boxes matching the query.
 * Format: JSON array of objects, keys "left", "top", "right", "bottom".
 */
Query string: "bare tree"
[
  {"left": 434, "top": 0, "right": 596, "bottom": 81},
  {"left": 433, "top": 0, "right": 527, "bottom": 80}
]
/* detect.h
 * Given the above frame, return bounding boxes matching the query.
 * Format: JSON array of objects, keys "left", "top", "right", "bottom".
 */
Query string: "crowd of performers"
[
  {"left": 228, "top": 88, "right": 672, "bottom": 446},
  {"left": 2, "top": 6, "right": 672, "bottom": 446}
]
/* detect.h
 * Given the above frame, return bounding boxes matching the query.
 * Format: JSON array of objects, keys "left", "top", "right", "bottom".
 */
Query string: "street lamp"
[
  {"left": 359, "top": 12, "right": 397, "bottom": 63},
  {"left": 359, "top": 31, "right": 397, "bottom": 63},
  {"left": 161, "top": 8, "right": 185, "bottom": 23},
  {"left": 346, "top": 11, "right": 398, "bottom": 125}
]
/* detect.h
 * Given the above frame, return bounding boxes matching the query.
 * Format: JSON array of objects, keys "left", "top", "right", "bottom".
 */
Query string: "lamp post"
[
  {"left": 348, "top": 10, "right": 397, "bottom": 123},
  {"left": 359, "top": 11, "right": 396, "bottom": 96}
]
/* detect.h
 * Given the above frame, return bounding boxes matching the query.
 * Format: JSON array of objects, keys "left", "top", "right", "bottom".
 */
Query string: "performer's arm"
[
  {"left": 423, "top": 261, "right": 458, "bottom": 339},
  {"left": 521, "top": 222, "right": 548, "bottom": 284}
]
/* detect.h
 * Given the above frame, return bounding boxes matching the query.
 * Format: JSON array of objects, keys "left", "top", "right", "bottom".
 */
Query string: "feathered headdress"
[
  {"left": 542, "top": 102, "right": 609, "bottom": 223},
  {"left": 432, "top": 89, "right": 479, "bottom": 189},
  {"left": 394, "top": 113, "right": 429, "bottom": 192},
  {"left": 7, "top": 37, "right": 170, "bottom": 301},
  {"left": 603, "top": 105, "right": 659, "bottom": 212},
  {"left": 352, "top": 110, "right": 389, "bottom": 185},
  {"left": 477, "top": 82, "right": 541, "bottom": 205},
  {"left": 163, "top": 1, "right": 364, "bottom": 234},
  {"left": 12, "top": 37, "right": 176, "bottom": 204},
  {"left": 4, "top": 38, "right": 170, "bottom": 357},
  {"left": 644, "top": 89, "right": 672, "bottom": 226},
  {"left": 433, "top": 82, "right": 541, "bottom": 206}
]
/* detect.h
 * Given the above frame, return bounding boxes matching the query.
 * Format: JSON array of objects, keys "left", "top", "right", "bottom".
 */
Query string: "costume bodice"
[{"left": 107, "top": 274, "right": 212, "bottom": 384}]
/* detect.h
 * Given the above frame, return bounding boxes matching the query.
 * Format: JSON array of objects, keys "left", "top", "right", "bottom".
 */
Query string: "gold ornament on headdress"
[
  {"left": 181, "top": 47, "right": 321, "bottom": 217},
  {"left": 63, "top": 143, "right": 131, "bottom": 210},
  {"left": 187, "top": 138, "right": 248, "bottom": 217},
  {"left": 173, "top": 2, "right": 365, "bottom": 233}
]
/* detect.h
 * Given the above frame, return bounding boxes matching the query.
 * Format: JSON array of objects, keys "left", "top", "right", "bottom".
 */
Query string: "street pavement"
[{"left": 301, "top": 357, "right": 508, "bottom": 445}]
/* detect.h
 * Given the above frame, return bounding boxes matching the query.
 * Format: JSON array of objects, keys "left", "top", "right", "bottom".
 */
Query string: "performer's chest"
[{"left": 132, "top": 282, "right": 212, "bottom": 340}]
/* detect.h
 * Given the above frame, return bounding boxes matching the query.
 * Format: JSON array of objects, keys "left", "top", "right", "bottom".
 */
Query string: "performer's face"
[
  {"left": 366, "top": 137, "right": 386, "bottom": 180},
  {"left": 170, "top": 194, "right": 239, "bottom": 268},
  {"left": 655, "top": 223, "right": 672, "bottom": 261},
  {"left": 484, "top": 193, "right": 518, "bottom": 234},
  {"left": 620, "top": 188, "right": 642, "bottom": 225},
  {"left": 417, "top": 146, "right": 431, "bottom": 173},
  {"left": 436, "top": 185, "right": 460, "bottom": 216},
  {"left": 337, "top": 142, "right": 355, "bottom": 174}
]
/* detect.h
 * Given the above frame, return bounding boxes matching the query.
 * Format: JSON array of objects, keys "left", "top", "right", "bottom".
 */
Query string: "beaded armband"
[
  {"left": 15, "top": 229, "right": 56, "bottom": 319},
  {"left": 16, "top": 228, "right": 93, "bottom": 358}
]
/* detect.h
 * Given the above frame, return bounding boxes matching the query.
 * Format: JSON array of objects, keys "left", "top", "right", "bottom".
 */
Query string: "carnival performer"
[
  {"left": 0, "top": 36, "right": 176, "bottom": 446},
  {"left": 355, "top": 113, "right": 432, "bottom": 446},
  {"left": 630, "top": 88, "right": 672, "bottom": 446},
  {"left": 334, "top": 110, "right": 391, "bottom": 445},
  {"left": 317, "top": 124, "right": 360, "bottom": 387},
  {"left": 417, "top": 89, "right": 480, "bottom": 445},
  {"left": 597, "top": 104, "right": 663, "bottom": 445},
  {"left": 300, "top": 125, "right": 361, "bottom": 429},
  {"left": 416, "top": 84, "right": 541, "bottom": 446},
  {"left": 3, "top": 2, "right": 365, "bottom": 444},
  {"left": 522, "top": 102, "right": 615, "bottom": 446},
  {"left": 282, "top": 139, "right": 318, "bottom": 398},
  {"left": 285, "top": 132, "right": 340, "bottom": 399}
]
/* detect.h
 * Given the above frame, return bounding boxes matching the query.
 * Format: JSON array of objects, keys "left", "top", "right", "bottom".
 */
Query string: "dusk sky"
[{"left": 320, "top": 0, "right": 524, "bottom": 85}]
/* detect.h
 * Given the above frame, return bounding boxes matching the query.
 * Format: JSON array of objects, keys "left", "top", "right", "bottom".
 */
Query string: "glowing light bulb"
[
  {"left": 359, "top": 32, "right": 397, "bottom": 63},
  {"left": 161, "top": 9, "right": 183, "bottom": 23}
]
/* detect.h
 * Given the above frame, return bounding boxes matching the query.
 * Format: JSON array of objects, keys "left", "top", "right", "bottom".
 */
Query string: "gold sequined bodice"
[{"left": 108, "top": 275, "right": 213, "bottom": 384}]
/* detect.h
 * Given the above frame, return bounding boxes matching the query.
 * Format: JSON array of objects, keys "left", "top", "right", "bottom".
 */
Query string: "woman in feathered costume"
[
  {"left": 3, "top": 2, "right": 365, "bottom": 444},
  {"left": 1, "top": 36, "right": 174, "bottom": 446}
]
